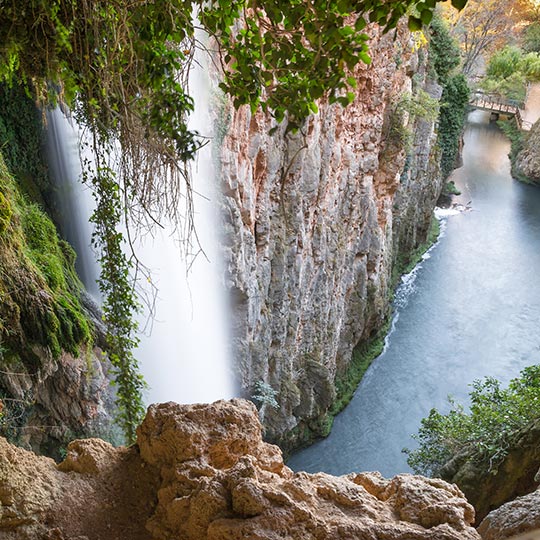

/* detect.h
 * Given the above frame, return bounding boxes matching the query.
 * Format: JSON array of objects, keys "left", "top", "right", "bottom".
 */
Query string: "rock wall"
[
  {"left": 479, "top": 487, "right": 540, "bottom": 540},
  {"left": 516, "top": 119, "right": 540, "bottom": 184},
  {"left": 0, "top": 399, "right": 480, "bottom": 540},
  {"left": 0, "top": 294, "right": 115, "bottom": 459},
  {"left": 0, "top": 92, "right": 115, "bottom": 457},
  {"left": 217, "top": 26, "right": 444, "bottom": 447},
  {"left": 440, "top": 420, "right": 540, "bottom": 525}
]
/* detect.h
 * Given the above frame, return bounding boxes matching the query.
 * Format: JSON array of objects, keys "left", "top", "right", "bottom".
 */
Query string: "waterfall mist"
[
  {"left": 45, "top": 42, "right": 235, "bottom": 405},
  {"left": 135, "top": 52, "right": 235, "bottom": 404}
]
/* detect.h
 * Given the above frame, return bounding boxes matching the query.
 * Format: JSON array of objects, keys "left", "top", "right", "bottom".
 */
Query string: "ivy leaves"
[
  {"left": 201, "top": 0, "right": 467, "bottom": 130},
  {"left": 201, "top": 1, "right": 369, "bottom": 131}
]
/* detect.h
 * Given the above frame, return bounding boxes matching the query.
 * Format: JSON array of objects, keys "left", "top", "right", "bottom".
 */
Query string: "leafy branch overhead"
[{"left": 1, "top": 0, "right": 468, "bottom": 140}]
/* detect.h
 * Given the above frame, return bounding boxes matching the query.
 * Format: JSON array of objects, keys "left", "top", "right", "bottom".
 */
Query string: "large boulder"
[{"left": 478, "top": 486, "right": 540, "bottom": 540}]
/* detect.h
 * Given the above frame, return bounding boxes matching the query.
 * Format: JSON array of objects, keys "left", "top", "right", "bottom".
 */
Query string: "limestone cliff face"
[
  {"left": 516, "top": 119, "right": 540, "bottom": 184},
  {"left": 0, "top": 399, "right": 480, "bottom": 540},
  {"left": 217, "top": 27, "right": 443, "bottom": 447}
]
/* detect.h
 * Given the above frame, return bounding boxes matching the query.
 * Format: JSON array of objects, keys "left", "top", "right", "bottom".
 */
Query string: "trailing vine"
[
  {"left": 0, "top": 0, "right": 469, "bottom": 440},
  {"left": 88, "top": 154, "right": 145, "bottom": 443}
]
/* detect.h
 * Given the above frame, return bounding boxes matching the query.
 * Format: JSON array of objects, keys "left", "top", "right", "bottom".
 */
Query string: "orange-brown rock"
[
  {"left": 478, "top": 487, "right": 540, "bottom": 540},
  {"left": 0, "top": 399, "right": 480, "bottom": 540}
]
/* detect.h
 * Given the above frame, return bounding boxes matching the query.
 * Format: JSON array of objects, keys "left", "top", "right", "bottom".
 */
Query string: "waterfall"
[
  {"left": 46, "top": 108, "right": 101, "bottom": 299},
  {"left": 45, "top": 41, "right": 235, "bottom": 405},
  {"left": 135, "top": 45, "right": 235, "bottom": 404}
]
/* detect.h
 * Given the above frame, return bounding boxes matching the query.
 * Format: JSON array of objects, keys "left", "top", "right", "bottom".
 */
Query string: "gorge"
[
  {"left": 288, "top": 109, "right": 540, "bottom": 476},
  {"left": 1, "top": 1, "right": 540, "bottom": 539}
]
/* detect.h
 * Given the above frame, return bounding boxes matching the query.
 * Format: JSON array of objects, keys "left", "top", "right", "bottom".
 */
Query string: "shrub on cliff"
[
  {"left": 405, "top": 364, "right": 540, "bottom": 477},
  {"left": 438, "top": 74, "right": 470, "bottom": 180}
]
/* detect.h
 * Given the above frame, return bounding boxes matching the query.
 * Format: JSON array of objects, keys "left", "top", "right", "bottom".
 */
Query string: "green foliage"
[
  {"left": 523, "top": 22, "right": 540, "bottom": 53},
  {"left": 426, "top": 13, "right": 469, "bottom": 181},
  {"left": 405, "top": 365, "right": 540, "bottom": 476},
  {"left": 331, "top": 317, "right": 392, "bottom": 421},
  {"left": 252, "top": 380, "right": 279, "bottom": 409},
  {"left": 438, "top": 74, "right": 470, "bottom": 180},
  {"left": 0, "top": 0, "right": 467, "bottom": 136},
  {"left": 89, "top": 164, "right": 145, "bottom": 443},
  {"left": 389, "top": 90, "right": 440, "bottom": 149},
  {"left": 443, "top": 180, "right": 461, "bottom": 196},
  {"left": 428, "top": 14, "right": 462, "bottom": 85},
  {"left": 0, "top": 159, "right": 92, "bottom": 360},
  {"left": 482, "top": 46, "right": 540, "bottom": 103}
]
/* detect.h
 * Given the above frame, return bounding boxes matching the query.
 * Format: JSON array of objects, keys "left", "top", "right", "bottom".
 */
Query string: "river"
[{"left": 288, "top": 110, "right": 540, "bottom": 477}]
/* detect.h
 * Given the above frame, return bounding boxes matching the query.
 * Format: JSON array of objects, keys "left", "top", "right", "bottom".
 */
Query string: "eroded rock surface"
[
  {"left": 516, "top": 119, "right": 540, "bottom": 183},
  {"left": 217, "top": 25, "right": 444, "bottom": 447},
  {"left": 441, "top": 421, "right": 540, "bottom": 523},
  {"left": 478, "top": 488, "right": 540, "bottom": 539},
  {"left": 0, "top": 399, "right": 480, "bottom": 540}
]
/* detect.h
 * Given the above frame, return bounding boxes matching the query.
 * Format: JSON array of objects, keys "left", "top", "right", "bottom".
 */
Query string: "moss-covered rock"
[
  {"left": 440, "top": 421, "right": 540, "bottom": 524},
  {"left": 0, "top": 95, "right": 114, "bottom": 455}
]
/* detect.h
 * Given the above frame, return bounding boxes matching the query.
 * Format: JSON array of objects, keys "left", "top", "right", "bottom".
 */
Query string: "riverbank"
[{"left": 284, "top": 212, "right": 444, "bottom": 457}]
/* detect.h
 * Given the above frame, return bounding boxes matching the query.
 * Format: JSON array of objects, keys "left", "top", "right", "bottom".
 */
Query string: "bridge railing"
[{"left": 470, "top": 92, "right": 524, "bottom": 111}]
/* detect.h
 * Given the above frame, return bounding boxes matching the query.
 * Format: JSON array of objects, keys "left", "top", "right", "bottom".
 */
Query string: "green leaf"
[
  {"left": 408, "top": 16, "right": 423, "bottom": 32},
  {"left": 359, "top": 51, "right": 372, "bottom": 65},
  {"left": 421, "top": 10, "right": 433, "bottom": 25}
]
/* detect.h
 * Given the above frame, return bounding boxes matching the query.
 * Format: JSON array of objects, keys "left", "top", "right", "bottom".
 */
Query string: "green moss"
[
  {"left": 330, "top": 317, "right": 392, "bottom": 421},
  {"left": 0, "top": 190, "right": 12, "bottom": 234},
  {"left": 443, "top": 180, "right": 461, "bottom": 196},
  {"left": 0, "top": 153, "right": 93, "bottom": 365}
]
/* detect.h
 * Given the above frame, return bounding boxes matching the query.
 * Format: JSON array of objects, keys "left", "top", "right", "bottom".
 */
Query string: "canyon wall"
[
  {"left": 516, "top": 119, "right": 540, "bottom": 184},
  {"left": 217, "top": 27, "right": 444, "bottom": 448}
]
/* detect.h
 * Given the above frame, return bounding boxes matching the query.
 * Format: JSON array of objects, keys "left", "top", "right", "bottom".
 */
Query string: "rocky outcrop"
[
  {"left": 478, "top": 487, "right": 540, "bottom": 539},
  {"left": 217, "top": 26, "right": 444, "bottom": 447},
  {"left": 0, "top": 399, "right": 481, "bottom": 540},
  {"left": 1, "top": 343, "right": 115, "bottom": 459},
  {"left": 440, "top": 421, "right": 540, "bottom": 524},
  {"left": 515, "top": 119, "right": 540, "bottom": 183}
]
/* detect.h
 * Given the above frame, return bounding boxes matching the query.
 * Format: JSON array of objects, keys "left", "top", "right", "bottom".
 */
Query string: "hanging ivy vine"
[{"left": 0, "top": 0, "right": 469, "bottom": 440}]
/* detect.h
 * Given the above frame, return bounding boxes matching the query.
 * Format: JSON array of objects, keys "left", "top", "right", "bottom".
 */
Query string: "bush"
[
  {"left": 523, "top": 22, "right": 540, "bottom": 53},
  {"left": 429, "top": 15, "right": 461, "bottom": 85},
  {"left": 405, "top": 365, "right": 540, "bottom": 477},
  {"left": 482, "top": 46, "right": 540, "bottom": 103},
  {"left": 438, "top": 74, "right": 470, "bottom": 180}
]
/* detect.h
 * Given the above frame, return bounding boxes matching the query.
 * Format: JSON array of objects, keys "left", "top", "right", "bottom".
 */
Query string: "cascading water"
[
  {"left": 135, "top": 36, "right": 235, "bottom": 404},
  {"left": 45, "top": 36, "right": 235, "bottom": 406},
  {"left": 46, "top": 108, "right": 101, "bottom": 299}
]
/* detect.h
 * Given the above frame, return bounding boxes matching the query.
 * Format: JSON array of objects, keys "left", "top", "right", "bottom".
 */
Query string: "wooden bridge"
[{"left": 469, "top": 93, "right": 532, "bottom": 131}]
